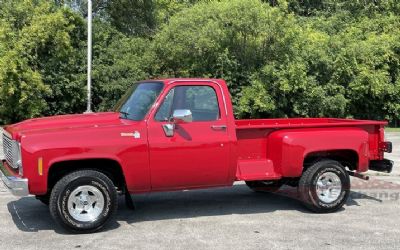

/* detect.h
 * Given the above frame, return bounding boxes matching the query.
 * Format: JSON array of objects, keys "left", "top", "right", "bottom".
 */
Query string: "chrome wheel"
[
  {"left": 67, "top": 185, "right": 105, "bottom": 222},
  {"left": 316, "top": 172, "right": 342, "bottom": 203}
]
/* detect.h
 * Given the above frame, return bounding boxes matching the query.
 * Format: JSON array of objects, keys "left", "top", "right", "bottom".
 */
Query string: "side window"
[
  {"left": 155, "top": 85, "right": 220, "bottom": 121},
  {"left": 184, "top": 86, "right": 220, "bottom": 121},
  {"left": 155, "top": 88, "right": 175, "bottom": 121}
]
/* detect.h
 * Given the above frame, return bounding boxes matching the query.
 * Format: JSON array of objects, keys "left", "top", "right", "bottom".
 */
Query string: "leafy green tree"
[
  {"left": 153, "top": 0, "right": 291, "bottom": 109},
  {"left": 56, "top": 0, "right": 209, "bottom": 37},
  {"left": 105, "top": 0, "right": 157, "bottom": 36},
  {"left": 1, "top": 0, "right": 400, "bottom": 126},
  {"left": 0, "top": 0, "right": 86, "bottom": 123},
  {"left": 286, "top": 0, "right": 400, "bottom": 16},
  {"left": 90, "top": 21, "right": 154, "bottom": 110}
]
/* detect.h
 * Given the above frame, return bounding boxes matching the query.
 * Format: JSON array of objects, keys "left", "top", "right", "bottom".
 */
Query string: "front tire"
[
  {"left": 298, "top": 159, "right": 350, "bottom": 213},
  {"left": 49, "top": 170, "right": 118, "bottom": 233}
]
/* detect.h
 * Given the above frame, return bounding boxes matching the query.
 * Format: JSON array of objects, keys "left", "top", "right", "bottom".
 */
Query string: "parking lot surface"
[{"left": 1, "top": 130, "right": 399, "bottom": 250}]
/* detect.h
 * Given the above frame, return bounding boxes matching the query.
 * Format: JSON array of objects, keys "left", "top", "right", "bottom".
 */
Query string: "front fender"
[
  {"left": 19, "top": 124, "right": 150, "bottom": 195},
  {"left": 267, "top": 128, "right": 369, "bottom": 177},
  {"left": 21, "top": 146, "right": 127, "bottom": 195}
]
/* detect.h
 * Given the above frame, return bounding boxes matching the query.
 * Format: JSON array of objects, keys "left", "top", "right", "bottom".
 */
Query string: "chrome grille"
[{"left": 3, "top": 132, "right": 16, "bottom": 168}]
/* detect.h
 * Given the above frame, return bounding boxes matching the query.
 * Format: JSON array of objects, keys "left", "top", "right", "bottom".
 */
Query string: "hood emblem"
[{"left": 121, "top": 131, "right": 141, "bottom": 139}]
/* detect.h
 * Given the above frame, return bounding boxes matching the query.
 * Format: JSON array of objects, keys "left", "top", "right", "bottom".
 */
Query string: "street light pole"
[{"left": 86, "top": 0, "right": 93, "bottom": 113}]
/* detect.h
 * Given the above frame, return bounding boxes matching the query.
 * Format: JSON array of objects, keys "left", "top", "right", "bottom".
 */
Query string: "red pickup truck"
[{"left": 1, "top": 78, "right": 393, "bottom": 232}]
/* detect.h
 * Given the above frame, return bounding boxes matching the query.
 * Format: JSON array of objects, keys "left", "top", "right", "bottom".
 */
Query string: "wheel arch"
[
  {"left": 303, "top": 149, "right": 359, "bottom": 171},
  {"left": 47, "top": 158, "right": 127, "bottom": 194}
]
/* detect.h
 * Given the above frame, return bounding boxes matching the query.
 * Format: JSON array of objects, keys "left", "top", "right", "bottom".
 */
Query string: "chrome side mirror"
[
  {"left": 172, "top": 109, "right": 192, "bottom": 124},
  {"left": 162, "top": 109, "right": 192, "bottom": 137}
]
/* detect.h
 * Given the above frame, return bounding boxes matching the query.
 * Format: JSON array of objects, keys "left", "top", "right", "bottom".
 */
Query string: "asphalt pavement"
[{"left": 1, "top": 129, "right": 399, "bottom": 250}]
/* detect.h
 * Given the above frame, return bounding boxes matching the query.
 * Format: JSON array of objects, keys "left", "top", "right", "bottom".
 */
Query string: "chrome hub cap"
[
  {"left": 316, "top": 172, "right": 342, "bottom": 203},
  {"left": 67, "top": 185, "right": 105, "bottom": 222}
]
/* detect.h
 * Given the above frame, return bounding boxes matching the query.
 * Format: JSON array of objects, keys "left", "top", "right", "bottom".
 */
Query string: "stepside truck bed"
[{"left": 235, "top": 118, "right": 388, "bottom": 181}]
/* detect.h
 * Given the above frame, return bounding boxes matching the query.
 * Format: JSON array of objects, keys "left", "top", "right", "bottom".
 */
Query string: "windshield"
[{"left": 114, "top": 82, "right": 164, "bottom": 121}]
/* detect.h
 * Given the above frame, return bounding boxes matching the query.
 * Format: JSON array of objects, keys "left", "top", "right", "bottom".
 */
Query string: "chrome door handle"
[{"left": 211, "top": 125, "right": 227, "bottom": 130}]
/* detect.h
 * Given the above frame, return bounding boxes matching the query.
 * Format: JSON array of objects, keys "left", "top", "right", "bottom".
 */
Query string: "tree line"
[{"left": 1, "top": 0, "right": 399, "bottom": 125}]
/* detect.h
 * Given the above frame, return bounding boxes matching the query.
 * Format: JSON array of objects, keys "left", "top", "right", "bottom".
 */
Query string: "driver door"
[{"left": 146, "top": 82, "right": 231, "bottom": 190}]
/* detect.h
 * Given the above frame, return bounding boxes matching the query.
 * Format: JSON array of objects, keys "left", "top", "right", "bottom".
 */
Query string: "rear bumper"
[
  {"left": 0, "top": 160, "right": 29, "bottom": 196},
  {"left": 369, "top": 159, "right": 393, "bottom": 173}
]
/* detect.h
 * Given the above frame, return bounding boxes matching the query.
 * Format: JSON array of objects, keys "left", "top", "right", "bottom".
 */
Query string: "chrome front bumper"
[{"left": 0, "top": 160, "right": 28, "bottom": 196}]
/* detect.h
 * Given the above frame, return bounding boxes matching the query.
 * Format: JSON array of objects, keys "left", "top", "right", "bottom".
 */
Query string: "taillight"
[
  {"left": 379, "top": 127, "right": 385, "bottom": 141},
  {"left": 379, "top": 141, "right": 392, "bottom": 153}
]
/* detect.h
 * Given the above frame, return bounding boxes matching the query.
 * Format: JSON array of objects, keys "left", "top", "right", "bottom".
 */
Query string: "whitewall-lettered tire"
[
  {"left": 298, "top": 159, "right": 350, "bottom": 213},
  {"left": 49, "top": 170, "right": 118, "bottom": 233}
]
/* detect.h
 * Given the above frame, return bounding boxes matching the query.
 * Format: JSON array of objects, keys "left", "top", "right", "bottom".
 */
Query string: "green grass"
[{"left": 386, "top": 127, "right": 400, "bottom": 132}]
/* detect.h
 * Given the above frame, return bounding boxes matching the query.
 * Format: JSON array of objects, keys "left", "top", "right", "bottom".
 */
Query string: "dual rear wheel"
[
  {"left": 246, "top": 159, "right": 350, "bottom": 213},
  {"left": 245, "top": 180, "right": 283, "bottom": 193},
  {"left": 299, "top": 159, "right": 350, "bottom": 212}
]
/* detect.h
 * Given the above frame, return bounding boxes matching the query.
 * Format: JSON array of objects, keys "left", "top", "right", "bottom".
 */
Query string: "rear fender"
[{"left": 267, "top": 128, "right": 369, "bottom": 177}]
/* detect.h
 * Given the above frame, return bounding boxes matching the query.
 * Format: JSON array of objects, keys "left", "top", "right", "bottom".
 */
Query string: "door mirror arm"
[{"left": 162, "top": 123, "right": 175, "bottom": 137}]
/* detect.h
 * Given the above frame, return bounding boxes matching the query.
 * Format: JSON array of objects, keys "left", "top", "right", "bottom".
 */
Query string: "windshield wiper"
[{"left": 119, "top": 111, "right": 130, "bottom": 118}]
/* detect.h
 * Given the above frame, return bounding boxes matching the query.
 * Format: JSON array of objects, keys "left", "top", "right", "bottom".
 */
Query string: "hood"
[{"left": 5, "top": 112, "right": 122, "bottom": 140}]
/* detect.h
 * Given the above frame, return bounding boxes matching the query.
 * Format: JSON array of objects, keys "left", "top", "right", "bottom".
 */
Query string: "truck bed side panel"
[
  {"left": 267, "top": 128, "right": 370, "bottom": 177},
  {"left": 235, "top": 124, "right": 384, "bottom": 180}
]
